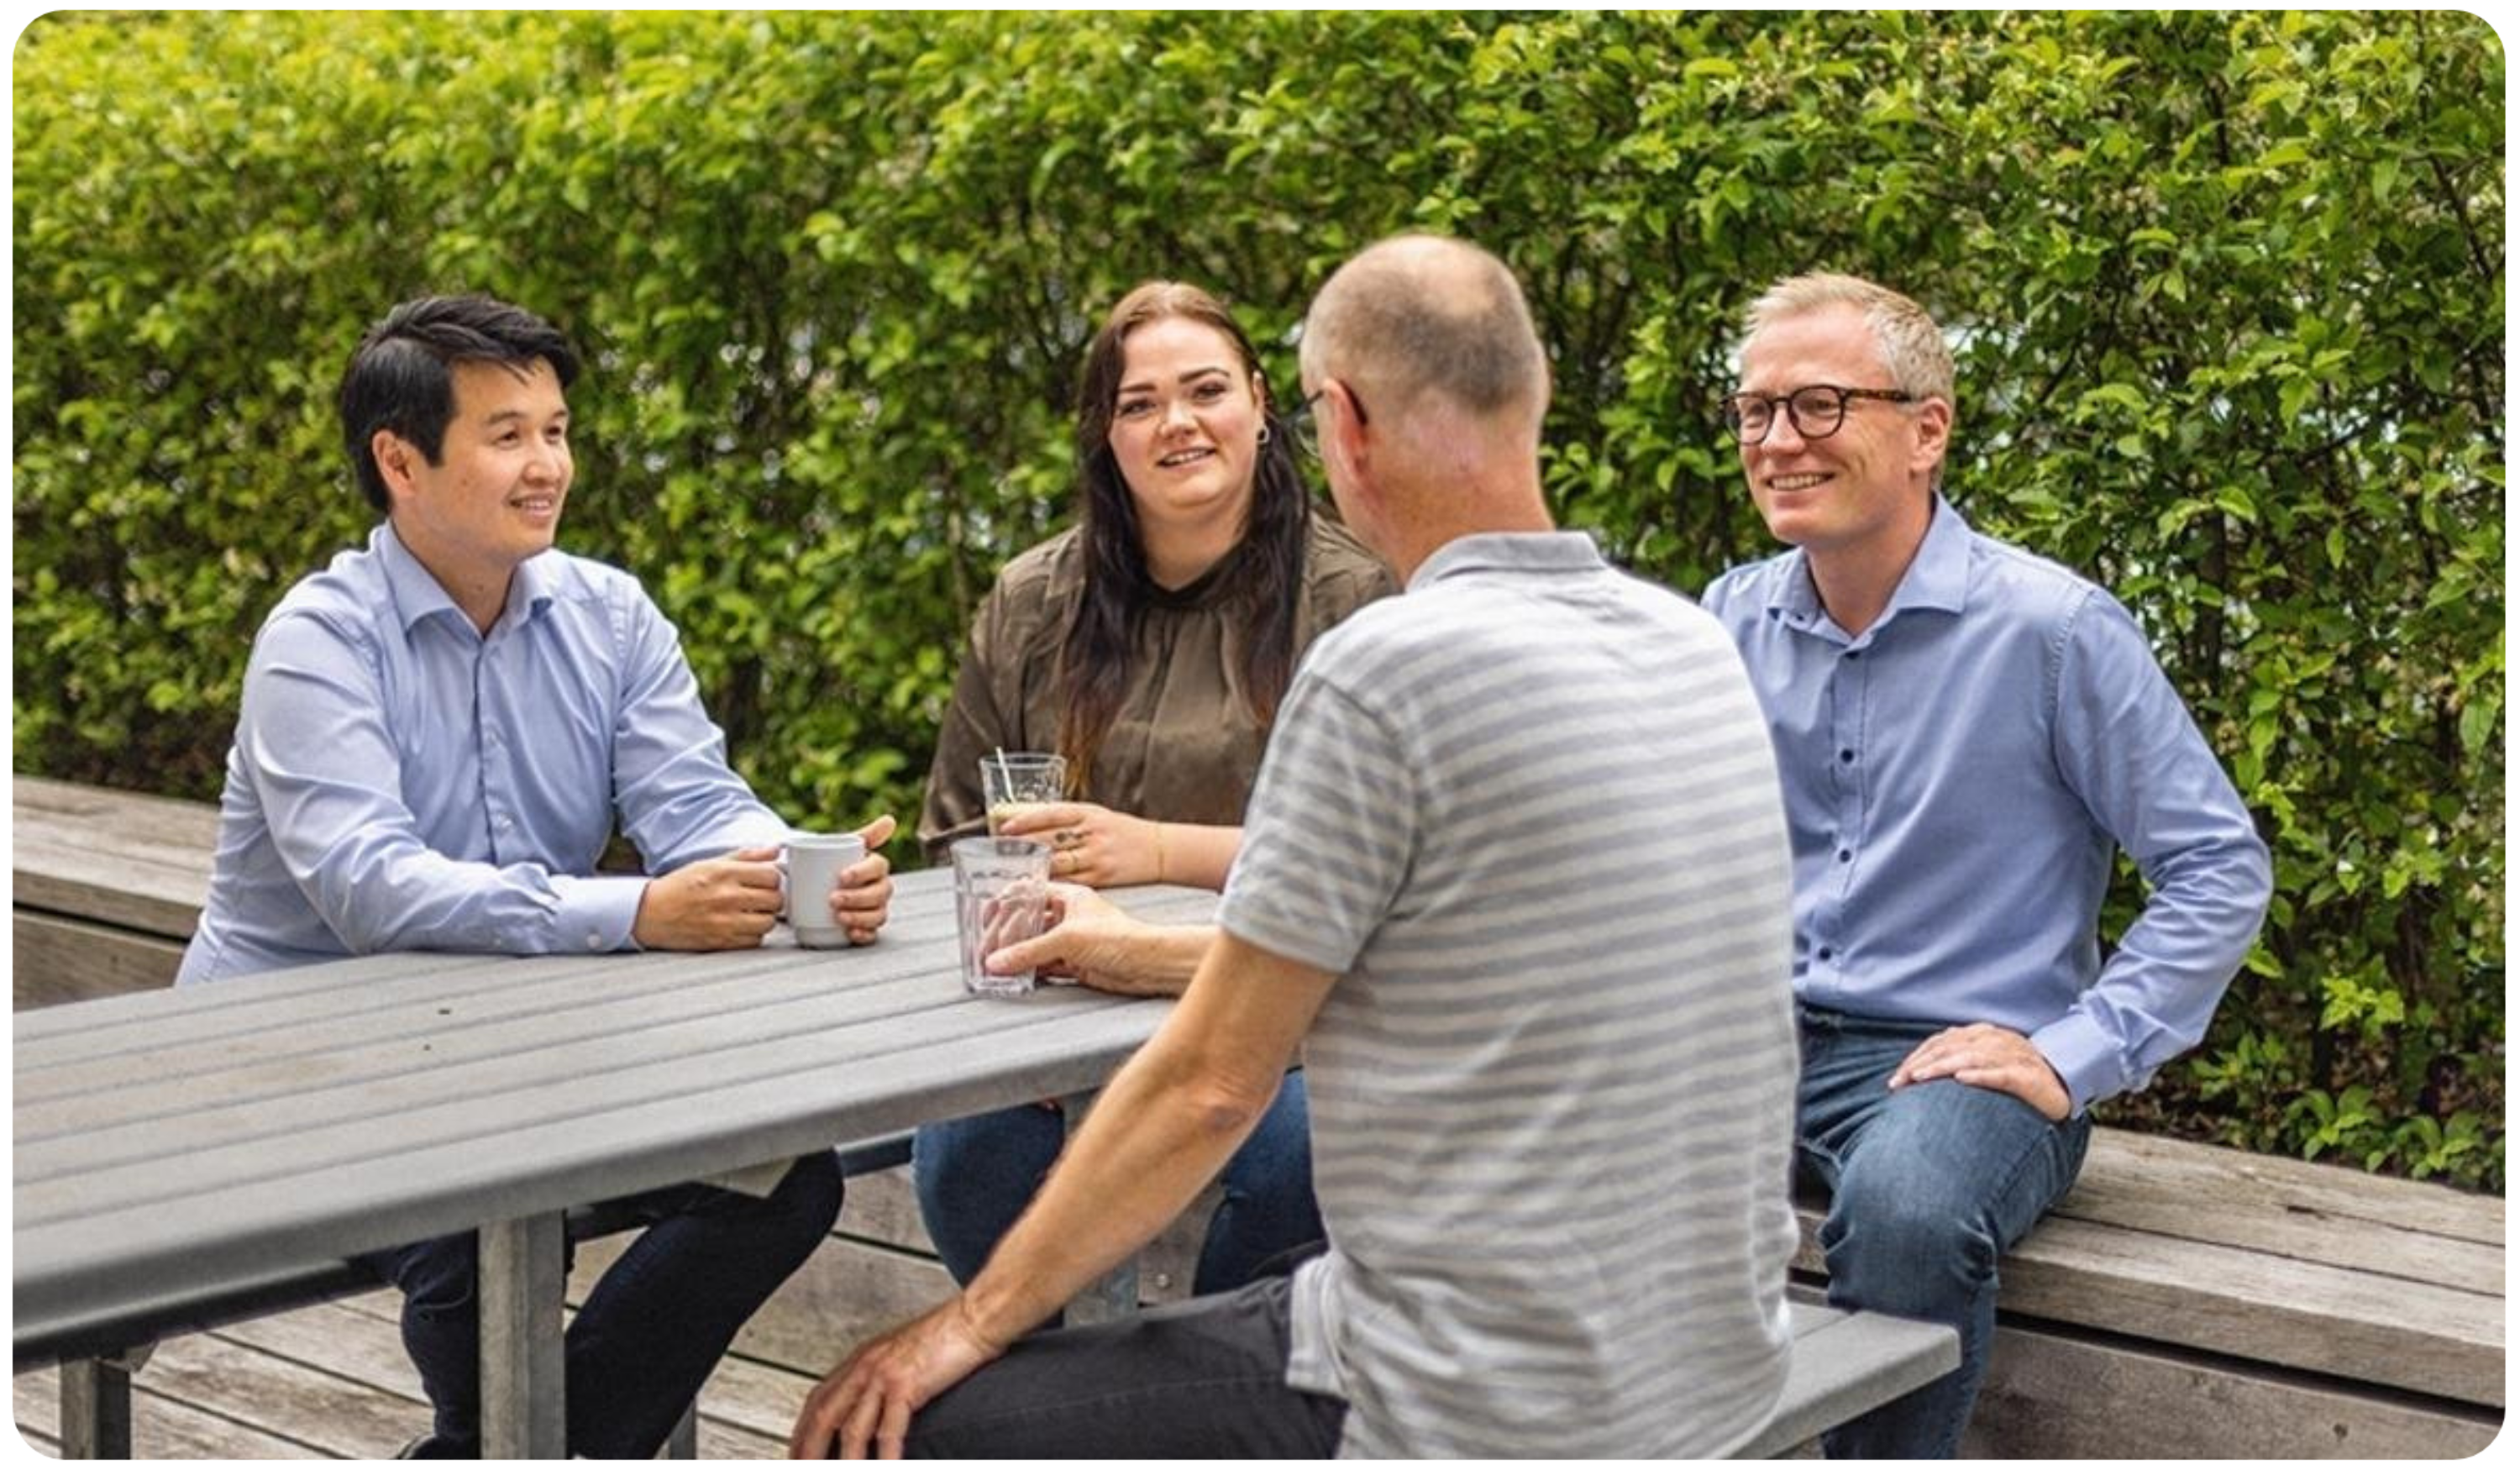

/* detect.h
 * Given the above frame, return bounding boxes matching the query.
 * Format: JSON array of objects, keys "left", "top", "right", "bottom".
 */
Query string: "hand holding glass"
[
  {"left": 981, "top": 752, "right": 1068, "bottom": 834},
  {"left": 951, "top": 837, "right": 1052, "bottom": 995}
]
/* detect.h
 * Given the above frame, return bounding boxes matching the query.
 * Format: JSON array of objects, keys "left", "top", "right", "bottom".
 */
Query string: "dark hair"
[
  {"left": 337, "top": 294, "right": 580, "bottom": 511},
  {"left": 1058, "top": 281, "right": 1310, "bottom": 791}
]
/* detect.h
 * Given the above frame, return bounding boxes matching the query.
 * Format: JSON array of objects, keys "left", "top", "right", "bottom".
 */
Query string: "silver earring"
[{"left": 1257, "top": 423, "right": 1272, "bottom": 446}]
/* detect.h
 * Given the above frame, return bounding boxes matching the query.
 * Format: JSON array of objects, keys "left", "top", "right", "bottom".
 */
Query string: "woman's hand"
[{"left": 994, "top": 801, "right": 1163, "bottom": 887}]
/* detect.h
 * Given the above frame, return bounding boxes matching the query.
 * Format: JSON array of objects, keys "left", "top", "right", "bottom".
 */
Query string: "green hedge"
[{"left": 13, "top": 11, "right": 2502, "bottom": 1188}]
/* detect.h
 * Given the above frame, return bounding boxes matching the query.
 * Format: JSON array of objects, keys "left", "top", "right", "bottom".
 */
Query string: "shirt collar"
[
  {"left": 1891, "top": 495, "right": 1972, "bottom": 616},
  {"left": 375, "top": 521, "right": 554, "bottom": 635},
  {"left": 1408, "top": 529, "right": 1605, "bottom": 591},
  {"left": 1763, "top": 494, "right": 1973, "bottom": 625}
]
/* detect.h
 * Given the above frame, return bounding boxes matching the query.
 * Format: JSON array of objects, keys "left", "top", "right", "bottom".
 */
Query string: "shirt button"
[
  {"left": 496, "top": 816, "right": 513, "bottom": 832},
  {"left": 585, "top": 933, "right": 603, "bottom": 951},
  {"left": 1839, "top": 749, "right": 1856, "bottom": 764},
  {"left": 1837, "top": 849, "right": 1852, "bottom": 864},
  {"left": 1845, "top": 649, "right": 1864, "bottom": 660},
  {"left": 1818, "top": 948, "right": 1835, "bottom": 962}
]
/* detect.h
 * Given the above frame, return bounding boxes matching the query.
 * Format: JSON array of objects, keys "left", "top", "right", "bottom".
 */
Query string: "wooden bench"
[
  {"left": 17, "top": 774, "right": 2496, "bottom": 1456},
  {"left": 12, "top": 776, "right": 215, "bottom": 1008},
  {"left": 1796, "top": 1131, "right": 2504, "bottom": 1457}
]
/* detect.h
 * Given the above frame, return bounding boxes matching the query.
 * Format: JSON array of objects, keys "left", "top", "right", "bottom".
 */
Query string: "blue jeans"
[
  {"left": 363, "top": 1151, "right": 843, "bottom": 1457},
  {"left": 1795, "top": 1006, "right": 2091, "bottom": 1459},
  {"left": 913, "top": 1072, "right": 1321, "bottom": 1296}
]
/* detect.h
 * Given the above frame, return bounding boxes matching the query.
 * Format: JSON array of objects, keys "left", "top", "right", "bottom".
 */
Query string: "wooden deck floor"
[{"left": 16, "top": 1289, "right": 816, "bottom": 1458}]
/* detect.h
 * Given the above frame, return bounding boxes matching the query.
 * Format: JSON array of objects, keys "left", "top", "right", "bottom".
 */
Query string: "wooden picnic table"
[
  {"left": 13, "top": 867, "right": 1215, "bottom": 1457},
  {"left": 13, "top": 781, "right": 1959, "bottom": 1457}
]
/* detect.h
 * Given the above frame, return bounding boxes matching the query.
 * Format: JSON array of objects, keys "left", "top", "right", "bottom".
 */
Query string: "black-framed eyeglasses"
[
  {"left": 1287, "top": 385, "right": 1370, "bottom": 460},
  {"left": 1720, "top": 384, "right": 1914, "bottom": 443}
]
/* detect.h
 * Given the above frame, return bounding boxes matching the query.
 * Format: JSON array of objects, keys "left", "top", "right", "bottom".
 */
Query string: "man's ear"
[
  {"left": 1909, "top": 396, "right": 1952, "bottom": 479},
  {"left": 1326, "top": 380, "right": 1371, "bottom": 481},
  {"left": 371, "top": 429, "right": 421, "bottom": 503}
]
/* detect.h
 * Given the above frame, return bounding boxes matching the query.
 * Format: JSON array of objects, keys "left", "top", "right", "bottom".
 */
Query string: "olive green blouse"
[{"left": 919, "top": 515, "right": 1397, "bottom": 862}]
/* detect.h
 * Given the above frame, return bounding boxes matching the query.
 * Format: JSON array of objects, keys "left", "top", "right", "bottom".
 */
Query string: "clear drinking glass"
[
  {"left": 980, "top": 753, "right": 1068, "bottom": 834},
  {"left": 951, "top": 836, "right": 1053, "bottom": 996}
]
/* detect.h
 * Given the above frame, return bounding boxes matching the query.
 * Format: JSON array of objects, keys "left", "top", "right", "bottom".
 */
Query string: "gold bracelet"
[{"left": 1152, "top": 821, "right": 1168, "bottom": 884}]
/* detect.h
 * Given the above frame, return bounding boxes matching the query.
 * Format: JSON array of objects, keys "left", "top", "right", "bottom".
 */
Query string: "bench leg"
[
  {"left": 60, "top": 1355, "right": 134, "bottom": 1459},
  {"left": 1058, "top": 1089, "right": 1142, "bottom": 1326},
  {"left": 480, "top": 1211, "right": 568, "bottom": 1458},
  {"left": 664, "top": 1399, "right": 699, "bottom": 1459}
]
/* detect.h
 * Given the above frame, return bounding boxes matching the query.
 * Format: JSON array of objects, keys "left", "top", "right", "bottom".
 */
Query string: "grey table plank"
[
  {"left": 1739, "top": 1300, "right": 1959, "bottom": 1458},
  {"left": 16, "top": 895, "right": 1215, "bottom": 1132},
  {"left": 18, "top": 946, "right": 947, "bottom": 1131},
  {"left": 13, "top": 948, "right": 488, "bottom": 1047},
  {"left": 14, "top": 872, "right": 1219, "bottom": 1357},
  {"left": 13, "top": 906, "right": 966, "bottom": 1062},
  {"left": 17, "top": 974, "right": 1151, "bottom": 1209}
]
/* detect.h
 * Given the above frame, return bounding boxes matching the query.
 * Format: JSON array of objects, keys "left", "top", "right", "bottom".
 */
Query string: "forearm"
[
  {"left": 289, "top": 813, "right": 645, "bottom": 955},
  {"left": 959, "top": 1025, "right": 1272, "bottom": 1341},
  {"left": 1084, "top": 923, "right": 1215, "bottom": 996},
  {"left": 2047, "top": 592, "right": 2276, "bottom": 1107},
  {"left": 2040, "top": 841, "right": 2273, "bottom": 1108},
  {"left": 1152, "top": 822, "right": 1242, "bottom": 890},
  {"left": 959, "top": 933, "right": 1332, "bottom": 1345}
]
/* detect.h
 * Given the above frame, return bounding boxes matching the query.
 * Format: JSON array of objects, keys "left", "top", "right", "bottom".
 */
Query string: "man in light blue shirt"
[
  {"left": 178, "top": 294, "right": 895, "bottom": 1457},
  {"left": 1701, "top": 273, "right": 2271, "bottom": 1458}
]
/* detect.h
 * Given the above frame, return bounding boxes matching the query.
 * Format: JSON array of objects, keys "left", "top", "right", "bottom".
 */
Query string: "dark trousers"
[
  {"left": 365, "top": 1151, "right": 843, "bottom": 1457},
  {"left": 906, "top": 1276, "right": 1347, "bottom": 1458}
]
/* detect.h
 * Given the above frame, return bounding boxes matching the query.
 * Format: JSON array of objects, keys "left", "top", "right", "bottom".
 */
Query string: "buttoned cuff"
[
  {"left": 549, "top": 874, "right": 648, "bottom": 954},
  {"left": 2029, "top": 1011, "right": 2123, "bottom": 1117}
]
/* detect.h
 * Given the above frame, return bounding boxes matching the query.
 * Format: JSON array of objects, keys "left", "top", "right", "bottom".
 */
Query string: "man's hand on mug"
[
  {"left": 820, "top": 814, "right": 899, "bottom": 944},
  {"left": 633, "top": 846, "right": 783, "bottom": 950}
]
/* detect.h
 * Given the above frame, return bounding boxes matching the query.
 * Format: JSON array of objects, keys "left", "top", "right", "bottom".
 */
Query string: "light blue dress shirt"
[
  {"left": 1701, "top": 497, "right": 2271, "bottom": 1112},
  {"left": 177, "top": 523, "right": 791, "bottom": 984}
]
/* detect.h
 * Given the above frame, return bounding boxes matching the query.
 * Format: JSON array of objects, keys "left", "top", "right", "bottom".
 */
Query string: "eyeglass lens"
[{"left": 1730, "top": 386, "right": 1852, "bottom": 440}]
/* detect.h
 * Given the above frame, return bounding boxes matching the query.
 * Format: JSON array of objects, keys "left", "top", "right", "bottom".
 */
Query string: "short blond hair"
[{"left": 1743, "top": 273, "right": 1954, "bottom": 411}]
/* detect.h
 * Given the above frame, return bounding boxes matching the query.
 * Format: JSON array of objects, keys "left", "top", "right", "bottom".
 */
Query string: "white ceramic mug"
[{"left": 784, "top": 832, "right": 869, "bottom": 949}]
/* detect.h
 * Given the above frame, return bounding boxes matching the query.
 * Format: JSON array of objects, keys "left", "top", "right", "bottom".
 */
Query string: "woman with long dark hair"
[{"left": 914, "top": 281, "right": 1394, "bottom": 1294}]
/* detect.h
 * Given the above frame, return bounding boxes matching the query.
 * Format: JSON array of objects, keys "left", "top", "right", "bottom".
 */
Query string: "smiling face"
[
  {"left": 380, "top": 357, "right": 572, "bottom": 626},
  {"left": 1735, "top": 302, "right": 1947, "bottom": 568},
  {"left": 1105, "top": 315, "right": 1268, "bottom": 544}
]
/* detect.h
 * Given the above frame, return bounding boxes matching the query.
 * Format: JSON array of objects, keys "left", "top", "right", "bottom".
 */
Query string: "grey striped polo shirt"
[{"left": 1219, "top": 530, "right": 1800, "bottom": 1457}]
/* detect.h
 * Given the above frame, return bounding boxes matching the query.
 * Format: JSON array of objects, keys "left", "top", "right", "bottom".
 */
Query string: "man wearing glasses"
[{"left": 1700, "top": 273, "right": 2271, "bottom": 1457}]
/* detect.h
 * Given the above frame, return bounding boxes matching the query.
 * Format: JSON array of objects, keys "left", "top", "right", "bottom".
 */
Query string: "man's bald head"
[{"left": 1302, "top": 234, "right": 1549, "bottom": 427}]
